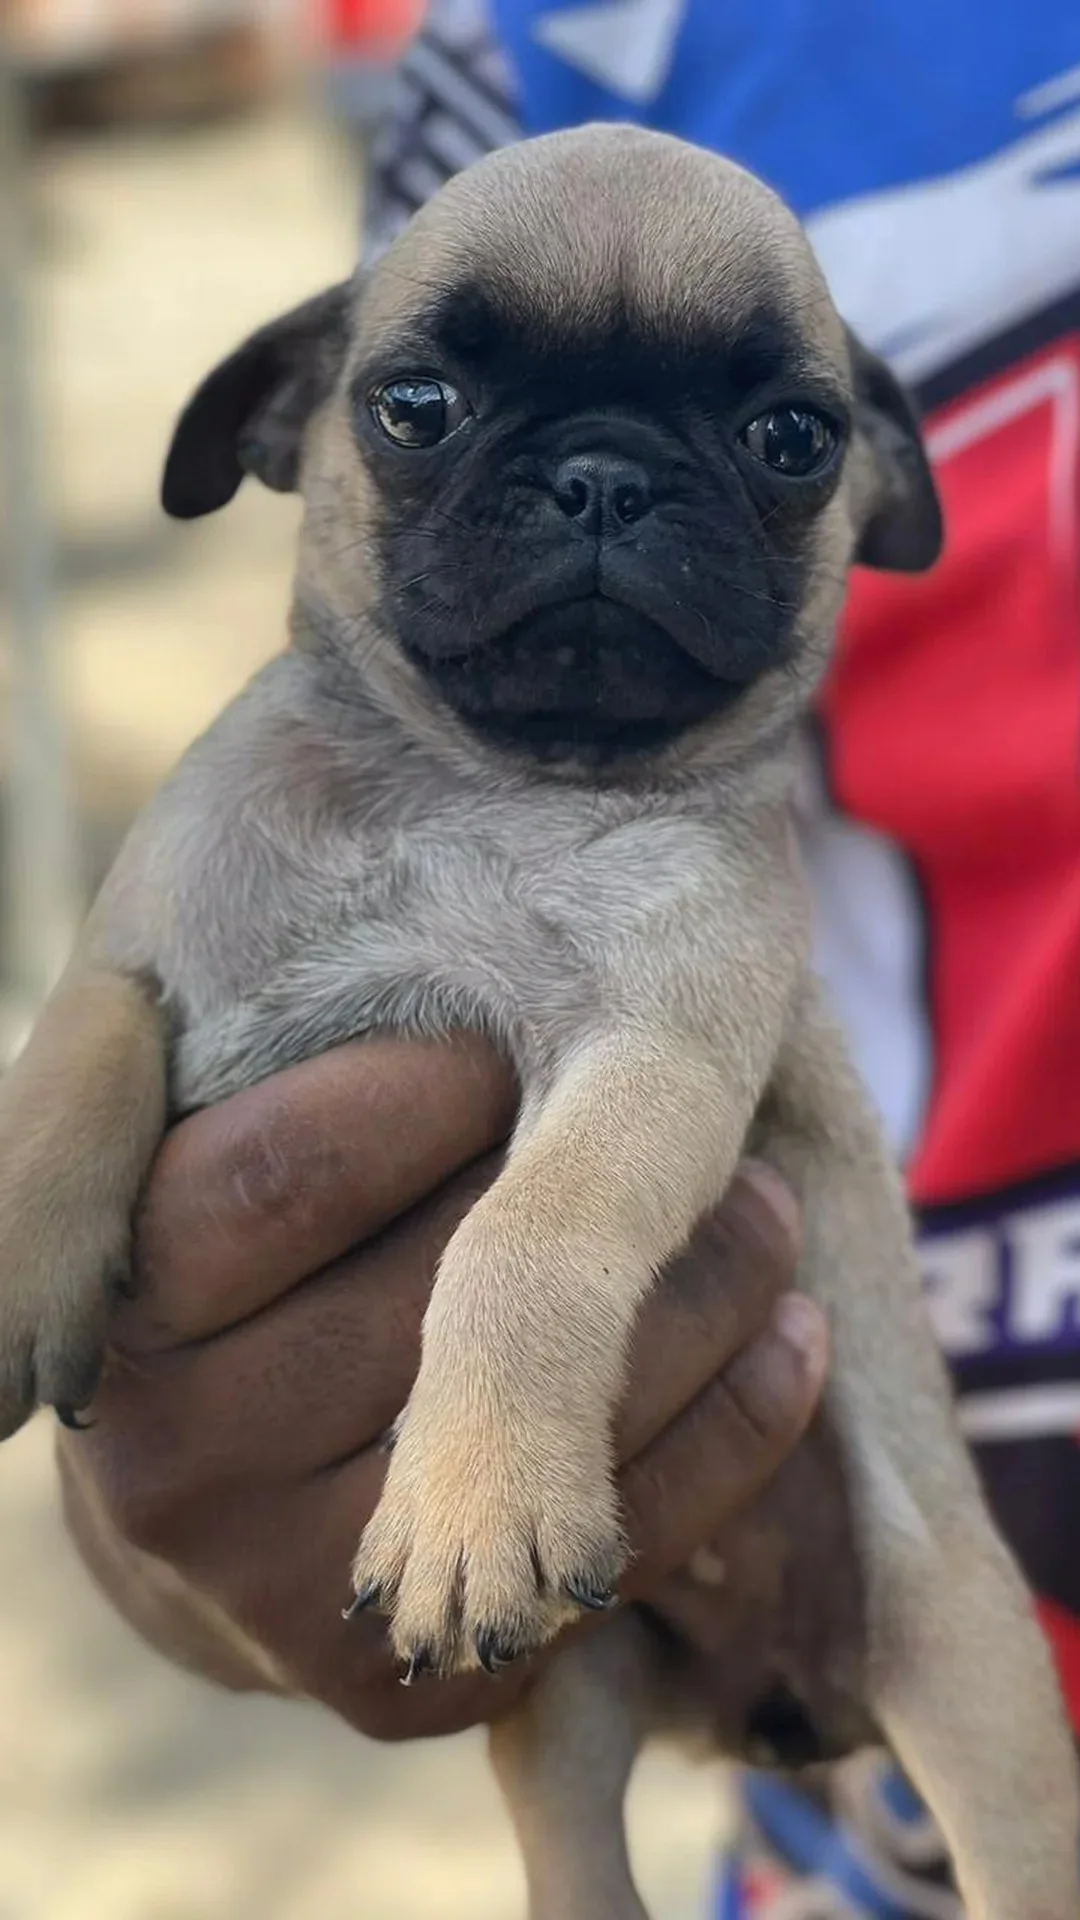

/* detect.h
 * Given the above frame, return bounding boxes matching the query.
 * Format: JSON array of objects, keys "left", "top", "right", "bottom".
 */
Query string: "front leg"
[
  {"left": 0, "top": 958, "right": 167, "bottom": 1434},
  {"left": 350, "top": 1024, "right": 782, "bottom": 1677}
]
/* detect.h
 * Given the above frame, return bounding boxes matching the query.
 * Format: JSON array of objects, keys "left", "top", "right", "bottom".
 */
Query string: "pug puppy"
[{"left": 0, "top": 125, "right": 1075, "bottom": 1919}]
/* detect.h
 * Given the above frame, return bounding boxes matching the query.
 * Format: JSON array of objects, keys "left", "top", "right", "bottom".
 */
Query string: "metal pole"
[{"left": 0, "top": 50, "right": 79, "bottom": 1054}]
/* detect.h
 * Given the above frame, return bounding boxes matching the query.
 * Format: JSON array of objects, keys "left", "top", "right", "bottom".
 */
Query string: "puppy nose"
[{"left": 551, "top": 453, "right": 652, "bottom": 534}]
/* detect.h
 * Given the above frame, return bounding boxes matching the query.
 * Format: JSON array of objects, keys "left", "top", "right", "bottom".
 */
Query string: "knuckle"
[
  {"left": 703, "top": 1171, "right": 800, "bottom": 1287},
  {"left": 712, "top": 1347, "right": 802, "bottom": 1469},
  {"left": 219, "top": 1099, "right": 345, "bottom": 1235},
  {"left": 719, "top": 1373, "right": 779, "bottom": 1458},
  {"left": 223, "top": 1114, "right": 305, "bottom": 1226},
  {"left": 728, "top": 1160, "right": 802, "bottom": 1260},
  {"left": 672, "top": 1208, "right": 789, "bottom": 1333}
]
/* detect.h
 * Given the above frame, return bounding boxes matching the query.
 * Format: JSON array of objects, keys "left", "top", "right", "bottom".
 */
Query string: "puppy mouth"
[{"left": 402, "top": 591, "right": 747, "bottom": 762}]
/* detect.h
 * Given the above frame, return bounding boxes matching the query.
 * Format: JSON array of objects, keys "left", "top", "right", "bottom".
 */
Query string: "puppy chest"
[{"left": 166, "top": 814, "right": 732, "bottom": 1111}]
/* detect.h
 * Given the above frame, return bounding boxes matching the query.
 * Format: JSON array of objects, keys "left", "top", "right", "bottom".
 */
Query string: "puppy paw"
[
  {"left": 0, "top": 1193, "right": 131, "bottom": 1440},
  {"left": 347, "top": 1409, "right": 624, "bottom": 1677}
]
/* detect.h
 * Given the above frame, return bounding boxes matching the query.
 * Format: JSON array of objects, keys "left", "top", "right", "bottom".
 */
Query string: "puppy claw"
[
  {"left": 55, "top": 1403, "right": 95, "bottom": 1433},
  {"left": 475, "top": 1629, "right": 519, "bottom": 1675},
  {"left": 400, "top": 1647, "right": 436, "bottom": 1686},
  {"left": 0, "top": 1258, "right": 111, "bottom": 1442},
  {"left": 563, "top": 1574, "right": 618, "bottom": 1613},
  {"left": 354, "top": 1406, "right": 624, "bottom": 1678},
  {"left": 342, "top": 1581, "right": 383, "bottom": 1622}
]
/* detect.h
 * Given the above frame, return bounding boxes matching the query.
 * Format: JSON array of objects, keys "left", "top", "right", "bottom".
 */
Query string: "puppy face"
[{"left": 163, "top": 127, "right": 941, "bottom": 775}]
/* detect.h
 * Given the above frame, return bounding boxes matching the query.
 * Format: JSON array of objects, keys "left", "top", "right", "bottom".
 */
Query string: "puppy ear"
[
  {"left": 161, "top": 280, "right": 355, "bottom": 520},
  {"left": 847, "top": 329, "right": 943, "bottom": 573}
]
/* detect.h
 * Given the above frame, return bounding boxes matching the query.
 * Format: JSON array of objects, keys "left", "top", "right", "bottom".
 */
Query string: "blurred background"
[{"left": 0, "top": 7, "right": 725, "bottom": 1916}]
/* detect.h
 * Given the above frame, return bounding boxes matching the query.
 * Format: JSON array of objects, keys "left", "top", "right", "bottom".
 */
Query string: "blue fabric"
[
  {"left": 712, "top": 1854, "right": 747, "bottom": 1920},
  {"left": 878, "top": 1768, "right": 930, "bottom": 1827},
  {"left": 711, "top": 1766, "right": 947, "bottom": 1919},
  {"left": 491, "top": 0, "right": 1080, "bottom": 221}
]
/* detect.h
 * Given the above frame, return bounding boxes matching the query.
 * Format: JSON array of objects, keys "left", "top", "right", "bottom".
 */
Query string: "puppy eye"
[
  {"left": 370, "top": 377, "right": 471, "bottom": 449},
  {"left": 741, "top": 407, "right": 837, "bottom": 478}
]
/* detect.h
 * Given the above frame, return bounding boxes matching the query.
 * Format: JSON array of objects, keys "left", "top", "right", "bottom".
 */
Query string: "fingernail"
[
  {"left": 772, "top": 1292, "right": 828, "bottom": 1376},
  {"left": 731, "top": 1159, "right": 802, "bottom": 1256}
]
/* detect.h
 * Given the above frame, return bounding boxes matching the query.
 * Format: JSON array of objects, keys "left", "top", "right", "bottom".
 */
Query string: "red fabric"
[
  {"left": 1037, "top": 1595, "right": 1080, "bottom": 1722},
  {"left": 820, "top": 335, "right": 1080, "bottom": 1731},
  {"left": 320, "top": 0, "right": 421, "bottom": 54},
  {"left": 822, "top": 335, "right": 1080, "bottom": 1206}
]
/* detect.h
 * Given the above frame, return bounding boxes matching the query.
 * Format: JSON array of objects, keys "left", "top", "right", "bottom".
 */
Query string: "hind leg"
[
  {"left": 766, "top": 985, "right": 1080, "bottom": 1919},
  {"left": 489, "top": 1611, "right": 659, "bottom": 1920}
]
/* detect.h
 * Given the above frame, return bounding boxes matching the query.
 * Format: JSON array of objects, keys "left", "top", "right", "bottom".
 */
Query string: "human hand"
[{"left": 58, "top": 1036, "right": 826, "bottom": 1741}]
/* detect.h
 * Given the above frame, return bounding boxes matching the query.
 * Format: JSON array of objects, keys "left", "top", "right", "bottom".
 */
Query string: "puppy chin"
[{"left": 400, "top": 595, "right": 750, "bottom": 768}]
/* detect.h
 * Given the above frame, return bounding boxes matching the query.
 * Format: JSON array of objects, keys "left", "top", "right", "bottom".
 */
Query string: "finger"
[
  {"left": 619, "top": 1292, "right": 828, "bottom": 1598},
  {"left": 87, "top": 1180, "right": 809, "bottom": 1744},
  {"left": 99, "top": 1160, "right": 500, "bottom": 1499},
  {"left": 126, "top": 1036, "right": 516, "bottom": 1343},
  {"left": 615, "top": 1159, "right": 800, "bottom": 1460}
]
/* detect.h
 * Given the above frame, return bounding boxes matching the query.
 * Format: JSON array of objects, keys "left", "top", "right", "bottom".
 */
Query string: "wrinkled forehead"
[{"left": 356, "top": 131, "right": 847, "bottom": 382}]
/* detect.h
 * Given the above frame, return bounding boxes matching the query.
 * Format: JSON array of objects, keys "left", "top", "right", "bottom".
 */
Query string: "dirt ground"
[{"left": 0, "top": 97, "right": 727, "bottom": 1920}]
